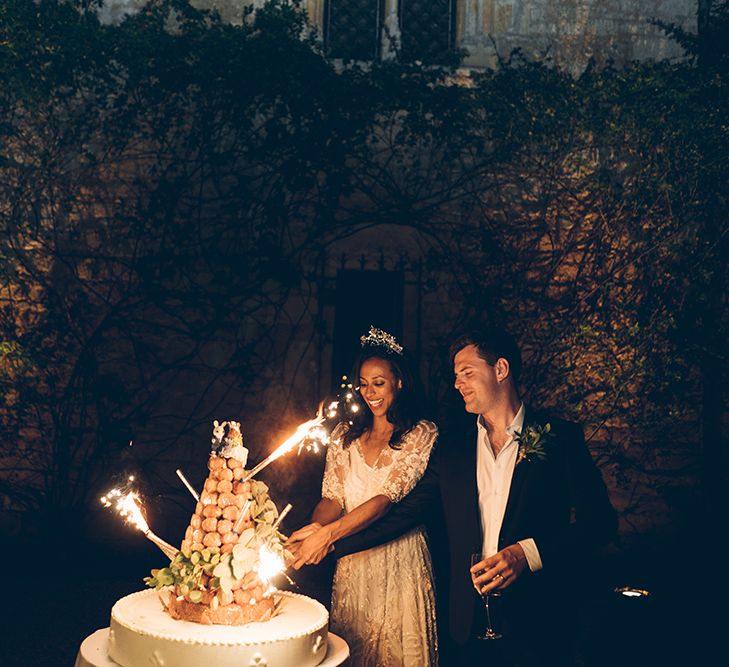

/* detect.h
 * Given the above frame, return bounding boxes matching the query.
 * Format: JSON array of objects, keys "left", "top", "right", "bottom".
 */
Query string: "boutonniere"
[{"left": 514, "top": 422, "right": 553, "bottom": 466}]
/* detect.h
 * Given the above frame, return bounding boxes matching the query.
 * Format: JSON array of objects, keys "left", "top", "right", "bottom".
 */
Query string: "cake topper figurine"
[
  {"left": 211, "top": 420, "right": 249, "bottom": 467},
  {"left": 360, "top": 325, "right": 403, "bottom": 355}
]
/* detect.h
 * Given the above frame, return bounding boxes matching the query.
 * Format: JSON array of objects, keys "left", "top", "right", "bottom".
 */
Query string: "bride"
[{"left": 288, "top": 327, "right": 438, "bottom": 666}]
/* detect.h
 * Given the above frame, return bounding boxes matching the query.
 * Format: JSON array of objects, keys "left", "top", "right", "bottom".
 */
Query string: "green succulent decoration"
[{"left": 514, "top": 422, "right": 554, "bottom": 467}]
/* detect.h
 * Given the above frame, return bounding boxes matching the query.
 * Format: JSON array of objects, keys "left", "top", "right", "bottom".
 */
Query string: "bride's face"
[{"left": 358, "top": 357, "right": 400, "bottom": 419}]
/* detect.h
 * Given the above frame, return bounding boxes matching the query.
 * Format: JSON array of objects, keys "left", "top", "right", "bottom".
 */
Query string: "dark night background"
[{"left": 1, "top": 1, "right": 727, "bottom": 665}]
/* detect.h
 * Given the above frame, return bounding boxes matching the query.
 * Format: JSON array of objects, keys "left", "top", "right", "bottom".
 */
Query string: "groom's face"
[{"left": 453, "top": 344, "right": 500, "bottom": 416}]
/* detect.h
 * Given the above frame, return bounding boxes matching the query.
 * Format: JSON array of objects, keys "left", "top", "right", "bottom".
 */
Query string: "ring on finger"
[{"left": 494, "top": 573, "right": 505, "bottom": 584}]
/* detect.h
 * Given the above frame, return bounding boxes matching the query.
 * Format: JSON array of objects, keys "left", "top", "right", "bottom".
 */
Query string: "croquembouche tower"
[{"left": 145, "top": 420, "right": 289, "bottom": 625}]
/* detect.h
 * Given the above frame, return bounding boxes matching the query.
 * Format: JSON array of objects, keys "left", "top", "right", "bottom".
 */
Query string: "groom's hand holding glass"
[{"left": 469, "top": 544, "right": 529, "bottom": 595}]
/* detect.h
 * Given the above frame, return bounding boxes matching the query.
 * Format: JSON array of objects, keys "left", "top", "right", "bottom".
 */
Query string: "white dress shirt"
[{"left": 476, "top": 403, "right": 543, "bottom": 572}]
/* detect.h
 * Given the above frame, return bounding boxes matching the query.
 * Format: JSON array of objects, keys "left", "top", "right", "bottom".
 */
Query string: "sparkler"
[
  {"left": 175, "top": 468, "right": 200, "bottom": 502},
  {"left": 231, "top": 499, "right": 252, "bottom": 535},
  {"left": 100, "top": 481, "right": 178, "bottom": 560},
  {"left": 241, "top": 377, "right": 362, "bottom": 482},
  {"left": 257, "top": 546, "right": 286, "bottom": 586},
  {"left": 241, "top": 415, "right": 326, "bottom": 482},
  {"left": 272, "top": 503, "right": 292, "bottom": 531}
]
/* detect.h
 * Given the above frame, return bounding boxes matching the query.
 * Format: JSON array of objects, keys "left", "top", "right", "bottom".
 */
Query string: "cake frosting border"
[{"left": 111, "top": 589, "right": 328, "bottom": 646}]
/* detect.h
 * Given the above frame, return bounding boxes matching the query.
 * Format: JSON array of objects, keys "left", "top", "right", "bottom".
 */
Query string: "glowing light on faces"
[
  {"left": 453, "top": 345, "right": 500, "bottom": 415},
  {"left": 359, "top": 358, "right": 399, "bottom": 417}
]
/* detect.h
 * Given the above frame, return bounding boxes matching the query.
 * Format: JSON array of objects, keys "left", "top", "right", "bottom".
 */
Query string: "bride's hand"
[
  {"left": 291, "top": 526, "right": 334, "bottom": 569},
  {"left": 287, "top": 522, "right": 323, "bottom": 546}
]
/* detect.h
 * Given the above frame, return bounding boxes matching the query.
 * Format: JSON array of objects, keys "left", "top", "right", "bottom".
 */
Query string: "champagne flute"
[{"left": 470, "top": 552, "right": 502, "bottom": 640}]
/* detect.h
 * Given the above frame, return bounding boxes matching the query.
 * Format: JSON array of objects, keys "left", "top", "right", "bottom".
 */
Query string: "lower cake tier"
[{"left": 109, "top": 589, "right": 329, "bottom": 667}]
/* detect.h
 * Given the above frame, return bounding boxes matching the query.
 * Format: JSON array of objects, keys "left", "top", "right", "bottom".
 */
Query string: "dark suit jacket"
[{"left": 336, "top": 406, "right": 617, "bottom": 651}]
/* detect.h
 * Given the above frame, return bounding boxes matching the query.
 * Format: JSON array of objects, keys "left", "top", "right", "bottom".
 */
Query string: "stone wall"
[
  {"left": 99, "top": 1, "right": 697, "bottom": 73},
  {"left": 455, "top": 0, "right": 696, "bottom": 71}
]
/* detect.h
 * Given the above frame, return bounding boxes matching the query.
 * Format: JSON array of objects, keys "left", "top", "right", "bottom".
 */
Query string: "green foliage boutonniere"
[{"left": 514, "top": 422, "right": 554, "bottom": 466}]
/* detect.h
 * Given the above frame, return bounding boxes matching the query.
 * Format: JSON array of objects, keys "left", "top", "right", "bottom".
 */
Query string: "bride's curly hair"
[{"left": 342, "top": 345, "right": 428, "bottom": 450}]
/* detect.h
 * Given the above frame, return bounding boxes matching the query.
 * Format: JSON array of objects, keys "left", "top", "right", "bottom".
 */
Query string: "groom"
[{"left": 331, "top": 328, "right": 617, "bottom": 665}]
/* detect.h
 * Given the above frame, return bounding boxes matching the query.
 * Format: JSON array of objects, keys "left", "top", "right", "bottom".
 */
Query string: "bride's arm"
[
  {"left": 312, "top": 498, "right": 345, "bottom": 525},
  {"left": 321, "top": 494, "right": 391, "bottom": 541},
  {"left": 291, "top": 421, "right": 438, "bottom": 568},
  {"left": 288, "top": 430, "right": 347, "bottom": 546},
  {"left": 287, "top": 497, "right": 344, "bottom": 544},
  {"left": 291, "top": 495, "right": 391, "bottom": 568}
]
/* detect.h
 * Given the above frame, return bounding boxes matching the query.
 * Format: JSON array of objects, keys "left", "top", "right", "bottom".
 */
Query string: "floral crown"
[{"left": 360, "top": 326, "right": 403, "bottom": 355}]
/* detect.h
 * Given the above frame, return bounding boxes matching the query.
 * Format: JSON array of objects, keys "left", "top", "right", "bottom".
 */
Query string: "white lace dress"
[{"left": 322, "top": 420, "right": 439, "bottom": 667}]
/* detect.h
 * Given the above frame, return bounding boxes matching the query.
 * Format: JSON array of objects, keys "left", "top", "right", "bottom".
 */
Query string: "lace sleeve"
[
  {"left": 380, "top": 420, "right": 438, "bottom": 503},
  {"left": 321, "top": 425, "right": 349, "bottom": 509}
]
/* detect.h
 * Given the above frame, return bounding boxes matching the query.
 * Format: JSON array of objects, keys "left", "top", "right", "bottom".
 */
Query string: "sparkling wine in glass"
[{"left": 470, "top": 552, "right": 502, "bottom": 640}]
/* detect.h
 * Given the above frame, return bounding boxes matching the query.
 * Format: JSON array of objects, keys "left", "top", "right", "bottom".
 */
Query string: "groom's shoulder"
[
  {"left": 433, "top": 416, "right": 475, "bottom": 458},
  {"left": 526, "top": 405, "right": 584, "bottom": 440},
  {"left": 440, "top": 409, "right": 475, "bottom": 436}
]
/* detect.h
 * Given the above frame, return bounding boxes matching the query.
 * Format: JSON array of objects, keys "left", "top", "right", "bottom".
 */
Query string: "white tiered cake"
[
  {"left": 105, "top": 420, "right": 329, "bottom": 667},
  {"left": 109, "top": 589, "right": 328, "bottom": 667}
]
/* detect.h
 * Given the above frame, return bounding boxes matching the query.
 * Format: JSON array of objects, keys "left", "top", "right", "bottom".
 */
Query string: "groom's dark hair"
[{"left": 449, "top": 328, "right": 522, "bottom": 383}]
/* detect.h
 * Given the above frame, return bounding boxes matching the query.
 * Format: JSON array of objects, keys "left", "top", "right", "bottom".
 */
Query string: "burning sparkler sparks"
[
  {"left": 241, "top": 378, "right": 363, "bottom": 482},
  {"left": 100, "top": 479, "right": 178, "bottom": 560},
  {"left": 241, "top": 415, "right": 326, "bottom": 482},
  {"left": 257, "top": 546, "right": 285, "bottom": 583},
  {"left": 257, "top": 546, "right": 288, "bottom": 589}
]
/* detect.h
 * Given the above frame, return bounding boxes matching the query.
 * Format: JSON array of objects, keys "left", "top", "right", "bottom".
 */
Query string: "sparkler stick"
[
  {"left": 175, "top": 468, "right": 200, "bottom": 502},
  {"left": 241, "top": 415, "right": 326, "bottom": 482},
  {"left": 272, "top": 503, "right": 292, "bottom": 531},
  {"left": 232, "top": 499, "right": 252, "bottom": 535},
  {"left": 144, "top": 529, "right": 180, "bottom": 560}
]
